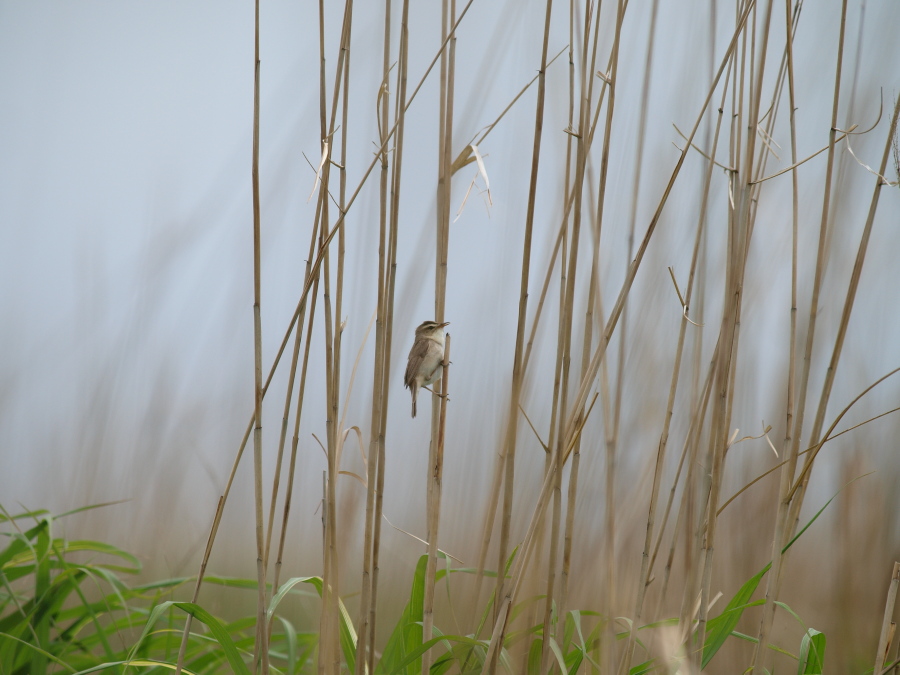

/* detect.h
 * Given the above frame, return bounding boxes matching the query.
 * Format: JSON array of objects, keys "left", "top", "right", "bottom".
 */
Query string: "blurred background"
[{"left": 2, "top": 0, "right": 900, "bottom": 671}]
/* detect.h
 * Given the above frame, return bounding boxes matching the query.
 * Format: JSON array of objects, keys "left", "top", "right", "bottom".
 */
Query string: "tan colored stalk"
[
  {"left": 559, "top": 0, "right": 629, "bottom": 669},
  {"left": 554, "top": 0, "right": 580, "bottom": 642},
  {"left": 539, "top": 0, "right": 601, "bottom": 668},
  {"left": 175, "top": 7, "right": 478, "bottom": 673},
  {"left": 423, "top": 336, "right": 452, "bottom": 674},
  {"left": 315, "top": 0, "right": 355, "bottom": 670},
  {"left": 875, "top": 563, "right": 900, "bottom": 675},
  {"left": 562, "top": 0, "right": 754, "bottom": 474},
  {"left": 595, "top": 4, "right": 628, "bottom": 658},
  {"left": 320, "top": 218, "right": 340, "bottom": 675},
  {"left": 794, "top": 91, "right": 900, "bottom": 519},
  {"left": 608, "top": 0, "right": 660, "bottom": 587},
  {"left": 461, "top": 59, "right": 567, "bottom": 637},
  {"left": 423, "top": 0, "right": 455, "bottom": 669},
  {"left": 272, "top": 271, "right": 320, "bottom": 601},
  {"left": 482, "top": 14, "right": 751, "bottom": 671},
  {"left": 654, "top": 356, "right": 716, "bottom": 601},
  {"left": 366, "top": 2, "right": 411, "bottom": 669},
  {"left": 469, "top": 185, "right": 574, "bottom": 643},
  {"left": 538, "top": 192, "right": 569, "bottom": 672},
  {"left": 175, "top": 139, "right": 325, "bottom": 675},
  {"left": 679, "top": 10, "right": 713, "bottom": 643},
  {"left": 695, "top": 0, "right": 772, "bottom": 657},
  {"left": 490, "top": 0, "right": 554, "bottom": 639},
  {"left": 778, "top": 0, "right": 848, "bottom": 542},
  {"left": 785, "top": 92, "right": 900, "bottom": 545},
  {"left": 354, "top": 1, "right": 391, "bottom": 671},
  {"left": 681, "top": 351, "right": 719, "bottom": 664},
  {"left": 622, "top": 31, "right": 731, "bottom": 673},
  {"left": 249, "top": 0, "right": 267, "bottom": 671},
  {"left": 266, "top": 149, "right": 328, "bottom": 644},
  {"left": 749, "top": 0, "right": 802, "bottom": 668}
]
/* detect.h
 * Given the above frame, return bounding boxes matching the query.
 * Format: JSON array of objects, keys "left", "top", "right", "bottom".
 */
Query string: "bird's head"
[{"left": 415, "top": 320, "right": 450, "bottom": 338}]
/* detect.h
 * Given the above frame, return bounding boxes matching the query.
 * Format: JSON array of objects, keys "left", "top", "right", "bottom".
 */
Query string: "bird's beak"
[{"left": 438, "top": 321, "right": 450, "bottom": 328}]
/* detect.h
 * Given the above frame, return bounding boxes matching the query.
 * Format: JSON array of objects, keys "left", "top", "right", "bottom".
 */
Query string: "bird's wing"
[{"left": 405, "top": 338, "right": 431, "bottom": 388}]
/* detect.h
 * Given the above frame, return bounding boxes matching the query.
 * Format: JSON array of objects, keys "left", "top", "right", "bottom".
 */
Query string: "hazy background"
[{"left": 2, "top": 0, "right": 900, "bottom": 670}]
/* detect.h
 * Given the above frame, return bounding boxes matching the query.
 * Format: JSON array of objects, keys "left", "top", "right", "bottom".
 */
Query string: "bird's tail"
[{"left": 411, "top": 386, "right": 417, "bottom": 418}]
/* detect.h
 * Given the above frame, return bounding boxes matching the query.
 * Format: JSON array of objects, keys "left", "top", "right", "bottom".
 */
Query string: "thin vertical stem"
[
  {"left": 250, "top": 0, "right": 267, "bottom": 671},
  {"left": 354, "top": 1, "right": 391, "bottom": 670},
  {"left": 491, "top": 0, "right": 554, "bottom": 642},
  {"left": 875, "top": 563, "right": 900, "bottom": 675},
  {"left": 423, "top": 336, "right": 452, "bottom": 674}
]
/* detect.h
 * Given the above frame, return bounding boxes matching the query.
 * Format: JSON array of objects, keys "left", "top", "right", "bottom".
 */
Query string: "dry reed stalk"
[
  {"left": 366, "top": 2, "right": 411, "bottom": 669},
  {"left": 748, "top": 0, "right": 802, "bottom": 668},
  {"left": 263, "top": 0, "right": 358, "bottom": 594},
  {"left": 538, "top": 0, "right": 601, "bottom": 666},
  {"left": 876, "top": 563, "right": 900, "bottom": 675},
  {"left": 783, "top": 94, "right": 900, "bottom": 562},
  {"left": 423, "top": 336, "right": 452, "bottom": 674},
  {"left": 314, "top": 2, "right": 332, "bottom": 671},
  {"left": 354, "top": 2, "right": 392, "bottom": 671},
  {"left": 175, "top": 5, "right": 480, "bottom": 672},
  {"left": 319, "top": 231, "right": 340, "bottom": 675},
  {"left": 561, "top": 0, "right": 754, "bottom": 488},
  {"left": 469, "top": 187, "right": 575, "bottom": 636},
  {"left": 613, "top": 0, "right": 658, "bottom": 616},
  {"left": 536, "top": 193, "right": 569, "bottom": 672},
  {"left": 682, "top": 352, "right": 720, "bottom": 669},
  {"left": 748, "top": 7, "right": 854, "bottom": 654},
  {"left": 267, "top": 172, "right": 327, "bottom": 648},
  {"left": 272, "top": 273, "right": 320, "bottom": 600},
  {"left": 317, "top": 1, "right": 356, "bottom": 669},
  {"left": 653, "top": 356, "right": 715, "bottom": 604},
  {"left": 793, "top": 91, "right": 900, "bottom": 521},
  {"left": 779, "top": 0, "right": 848, "bottom": 545},
  {"left": 482, "top": 12, "right": 753, "bottom": 672},
  {"left": 316, "top": 4, "right": 348, "bottom": 672},
  {"left": 174, "top": 125, "right": 328, "bottom": 675},
  {"left": 555, "top": 0, "right": 581, "bottom": 638},
  {"left": 468, "top": 186, "right": 573, "bottom": 656},
  {"left": 623, "top": 30, "right": 731, "bottom": 672},
  {"left": 488, "top": 0, "right": 554, "bottom": 641},
  {"left": 423, "top": 0, "right": 455, "bottom": 669},
  {"left": 249, "top": 0, "right": 267, "bottom": 671},
  {"left": 595, "top": 7, "right": 628, "bottom": 662},
  {"left": 263, "top": 283, "right": 305, "bottom": 581},
  {"left": 696, "top": 0, "right": 773, "bottom": 658}
]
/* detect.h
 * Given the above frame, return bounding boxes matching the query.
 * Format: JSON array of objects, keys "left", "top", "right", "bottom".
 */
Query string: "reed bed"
[{"left": 3, "top": 1, "right": 900, "bottom": 674}]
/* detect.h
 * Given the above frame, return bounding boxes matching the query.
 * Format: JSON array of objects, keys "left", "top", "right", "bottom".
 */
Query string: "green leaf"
[
  {"left": 301, "top": 576, "right": 357, "bottom": 673},
  {"left": 703, "top": 581, "right": 769, "bottom": 669},
  {"left": 129, "top": 600, "right": 251, "bottom": 675},
  {"left": 276, "top": 615, "right": 298, "bottom": 674},
  {"left": 0, "top": 520, "right": 48, "bottom": 568},
  {"left": 384, "top": 633, "right": 487, "bottom": 674},
  {"left": 629, "top": 659, "right": 655, "bottom": 675},
  {"left": 377, "top": 555, "right": 427, "bottom": 675},
  {"left": 526, "top": 638, "right": 542, "bottom": 675},
  {"left": 547, "top": 636, "right": 567, "bottom": 673},
  {"left": 702, "top": 478, "right": 859, "bottom": 669},
  {"left": 797, "top": 628, "right": 825, "bottom": 674}
]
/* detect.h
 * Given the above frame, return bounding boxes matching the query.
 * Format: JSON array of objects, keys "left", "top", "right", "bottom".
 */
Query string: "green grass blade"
[
  {"left": 377, "top": 554, "right": 427, "bottom": 675},
  {"left": 526, "top": 638, "right": 541, "bottom": 675},
  {"left": 129, "top": 600, "right": 250, "bottom": 675},
  {"left": 797, "top": 628, "right": 825, "bottom": 674},
  {"left": 703, "top": 478, "right": 860, "bottom": 669}
]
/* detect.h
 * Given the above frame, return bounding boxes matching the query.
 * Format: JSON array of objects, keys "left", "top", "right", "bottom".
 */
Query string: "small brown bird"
[{"left": 403, "top": 320, "right": 450, "bottom": 418}]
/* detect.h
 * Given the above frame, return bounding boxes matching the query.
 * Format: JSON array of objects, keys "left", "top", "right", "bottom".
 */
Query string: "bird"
[{"left": 404, "top": 320, "right": 450, "bottom": 418}]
